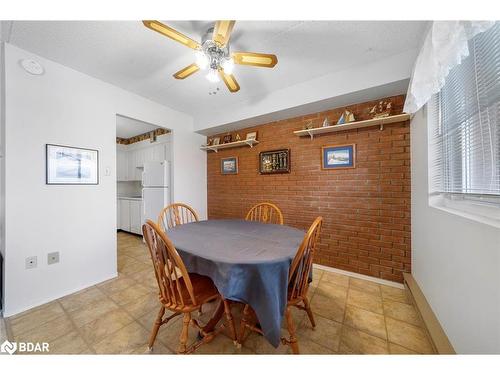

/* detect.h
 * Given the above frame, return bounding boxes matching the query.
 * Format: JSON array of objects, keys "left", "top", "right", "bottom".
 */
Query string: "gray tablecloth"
[{"left": 166, "top": 219, "right": 305, "bottom": 347}]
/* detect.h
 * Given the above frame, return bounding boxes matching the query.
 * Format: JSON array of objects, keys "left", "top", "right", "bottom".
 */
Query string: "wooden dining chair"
[
  {"left": 158, "top": 203, "right": 199, "bottom": 232},
  {"left": 238, "top": 216, "right": 323, "bottom": 354},
  {"left": 245, "top": 202, "right": 284, "bottom": 225},
  {"left": 142, "top": 220, "right": 231, "bottom": 354}
]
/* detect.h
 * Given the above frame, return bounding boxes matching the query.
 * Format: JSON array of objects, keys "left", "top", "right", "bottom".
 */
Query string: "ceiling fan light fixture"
[
  {"left": 143, "top": 20, "right": 277, "bottom": 93},
  {"left": 206, "top": 68, "right": 220, "bottom": 83},
  {"left": 195, "top": 50, "right": 209, "bottom": 70},
  {"left": 221, "top": 57, "right": 234, "bottom": 74}
]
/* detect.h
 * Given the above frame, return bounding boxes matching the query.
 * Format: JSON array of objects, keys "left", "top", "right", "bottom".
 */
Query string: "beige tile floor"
[{"left": 1, "top": 232, "right": 435, "bottom": 355}]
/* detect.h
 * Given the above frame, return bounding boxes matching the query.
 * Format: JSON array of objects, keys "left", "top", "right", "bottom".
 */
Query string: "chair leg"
[
  {"left": 148, "top": 306, "right": 165, "bottom": 351},
  {"left": 178, "top": 312, "right": 191, "bottom": 354},
  {"left": 303, "top": 296, "right": 316, "bottom": 329},
  {"left": 223, "top": 299, "right": 238, "bottom": 345},
  {"left": 285, "top": 306, "right": 299, "bottom": 354},
  {"left": 238, "top": 304, "right": 251, "bottom": 345}
]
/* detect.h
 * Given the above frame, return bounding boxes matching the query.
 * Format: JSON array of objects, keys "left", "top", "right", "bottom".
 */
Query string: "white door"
[
  {"left": 143, "top": 188, "right": 169, "bottom": 223},
  {"left": 119, "top": 199, "right": 130, "bottom": 231},
  {"left": 129, "top": 200, "right": 142, "bottom": 235}
]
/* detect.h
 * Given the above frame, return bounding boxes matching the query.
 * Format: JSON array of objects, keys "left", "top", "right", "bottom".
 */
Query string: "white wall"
[
  {"left": 1, "top": 42, "right": 6, "bottom": 311},
  {"left": 2, "top": 43, "right": 206, "bottom": 316},
  {"left": 411, "top": 108, "right": 500, "bottom": 354},
  {"left": 1, "top": 42, "right": 5, "bottom": 259},
  {"left": 195, "top": 49, "right": 417, "bottom": 132}
]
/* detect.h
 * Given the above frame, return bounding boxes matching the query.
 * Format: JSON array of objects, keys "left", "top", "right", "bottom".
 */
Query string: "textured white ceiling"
[
  {"left": 116, "top": 115, "right": 159, "bottom": 138},
  {"left": 6, "top": 21, "right": 427, "bottom": 117}
]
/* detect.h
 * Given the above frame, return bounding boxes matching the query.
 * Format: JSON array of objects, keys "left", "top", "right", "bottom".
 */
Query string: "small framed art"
[
  {"left": 46, "top": 144, "right": 99, "bottom": 184},
  {"left": 321, "top": 144, "right": 355, "bottom": 169},
  {"left": 259, "top": 149, "right": 290, "bottom": 174},
  {"left": 221, "top": 157, "right": 238, "bottom": 175},
  {"left": 245, "top": 131, "right": 257, "bottom": 141}
]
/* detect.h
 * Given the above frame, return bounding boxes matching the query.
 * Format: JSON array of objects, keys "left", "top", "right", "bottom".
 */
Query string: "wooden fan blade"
[
  {"left": 213, "top": 20, "right": 236, "bottom": 46},
  {"left": 219, "top": 70, "right": 240, "bottom": 93},
  {"left": 173, "top": 63, "right": 200, "bottom": 79},
  {"left": 232, "top": 52, "right": 278, "bottom": 68},
  {"left": 143, "top": 20, "right": 200, "bottom": 50}
]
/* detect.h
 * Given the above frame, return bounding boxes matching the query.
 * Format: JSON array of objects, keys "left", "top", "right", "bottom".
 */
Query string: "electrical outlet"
[
  {"left": 47, "top": 252, "right": 60, "bottom": 265},
  {"left": 25, "top": 256, "right": 37, "bottom": 269}
]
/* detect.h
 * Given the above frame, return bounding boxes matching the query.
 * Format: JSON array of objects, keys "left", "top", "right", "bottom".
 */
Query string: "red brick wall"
[{"left": 207, "top": 95, "right": 410, "bottom": 283}]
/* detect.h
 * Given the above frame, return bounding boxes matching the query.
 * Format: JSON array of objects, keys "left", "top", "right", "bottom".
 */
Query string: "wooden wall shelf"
[
  {"left": 293, "top": 113, "right": 411, "bottom": 139},
  {"left": 201, "top": 139, "right": 259, "bottom": 152}
]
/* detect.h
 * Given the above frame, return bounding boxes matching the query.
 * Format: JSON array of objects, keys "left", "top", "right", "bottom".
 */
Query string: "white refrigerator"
[{"left": 142, "top": 161, "right": 170, "bottom": 224}]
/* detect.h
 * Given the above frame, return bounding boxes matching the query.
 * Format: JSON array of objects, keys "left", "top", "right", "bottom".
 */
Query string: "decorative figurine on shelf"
[
  {"left": 303, "top": 120, "right": 314, "bottom": 130},
  {"left": 369, "top": 100, "right": 392, "bottom": 119},
  {"left": 206, "top": 138, "right": 213, "bottom": 147},
  {"left": 322, "top": 117, "right": 331, "bottom": 127},
  {"left": 235, "top": 133, "right": 241, "bottom": 141},
  {"left": 337, "top": 110, "right": 356, "bottom": 125},
  {"left": 223, "top": 133, "right": 232, "bottom": 144}
]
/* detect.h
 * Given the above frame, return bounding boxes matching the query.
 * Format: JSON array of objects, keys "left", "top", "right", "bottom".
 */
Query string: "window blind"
[{"left": 429, "top": 22, "right": 500, "bottom": 196}]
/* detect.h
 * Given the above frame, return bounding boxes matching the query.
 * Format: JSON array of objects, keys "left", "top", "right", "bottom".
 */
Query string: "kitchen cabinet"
[
  {"left": 127, "top": 150, "right": 143, "bottom": 181},
  {"left": 116, "top": 138, "right": 171, "bottom": 181},
  {"left": 119, "top": 198, "right": 131, "bottom": 232},
  {"left": 129, "top": 200, "right": 143, "bottom": 235},
  {"left": 118, "top": 198, "right": 143, "bottom": 235},
  {"left": 117, "top": 198, "right": 120, "bottom": 230},
  {"left": 116, "top": 149, "right": 128, "bottom": 181}
]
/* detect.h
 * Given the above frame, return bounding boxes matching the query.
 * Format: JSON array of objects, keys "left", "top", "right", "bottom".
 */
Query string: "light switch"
[{"left": 105, "top": 166, "right": 111, "bottom": 176}]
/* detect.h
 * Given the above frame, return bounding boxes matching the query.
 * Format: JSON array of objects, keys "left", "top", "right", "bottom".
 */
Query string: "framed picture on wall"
[
  {"left": 259, "top": 149, "right": 290, "bottom": 174},
  {"left": 245, "top": 131, "right": 257, "bottom": 141},
  {"left": 46, "top": 144, "right": 99, "bottom": 184},
  {"left": 221, "top": 157, "right": 238, "bottom": 175},
  {"left": 321, "top": 144, "right": 356, "bottom": 169}
]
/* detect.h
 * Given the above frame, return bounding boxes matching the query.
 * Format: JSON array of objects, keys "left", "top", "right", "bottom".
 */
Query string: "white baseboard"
[
  {"left": 313, "top": 263, "right": 404, "bottom": 289},
  {"left": 403, "top": 273, "right": 455, "bottom": 354}
]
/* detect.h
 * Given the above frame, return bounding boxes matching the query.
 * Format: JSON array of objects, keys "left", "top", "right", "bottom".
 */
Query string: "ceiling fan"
[{"left": 142, "top": 20, "right": 278, "bottom": 93}]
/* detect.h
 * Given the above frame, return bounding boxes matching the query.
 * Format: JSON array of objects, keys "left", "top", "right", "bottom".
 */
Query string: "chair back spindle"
[
  {"left": 245, "top": 202, "right": 284, "bottom": 225},
  {"left": 158, "top": 203, "right": 199, "bottom": 231}
]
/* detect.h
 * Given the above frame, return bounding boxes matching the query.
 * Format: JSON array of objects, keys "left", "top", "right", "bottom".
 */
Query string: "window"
[{"left": 429, "top": 22, "right": 500, "bottom": 201}]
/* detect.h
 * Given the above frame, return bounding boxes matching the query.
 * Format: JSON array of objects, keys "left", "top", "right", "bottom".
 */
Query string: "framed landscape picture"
[
  {"left": 321, "top": 144, "right": 355, "bottom": 169},
  {"left": 220, "top": 157, "right": 238, "bottom": 175},
  {"left": 46, "top": 144, "right": 99, "bottom": 184}
]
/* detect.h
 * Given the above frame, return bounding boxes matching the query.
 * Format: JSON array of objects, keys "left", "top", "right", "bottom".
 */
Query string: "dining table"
[{"left": 166, "top": 219, "right": 306, "bottom": 348}]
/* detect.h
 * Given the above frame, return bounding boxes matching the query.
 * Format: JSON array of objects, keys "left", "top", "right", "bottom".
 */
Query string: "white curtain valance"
[{"left": 403, "top": 21, "right": 495, "bottom": 114}]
